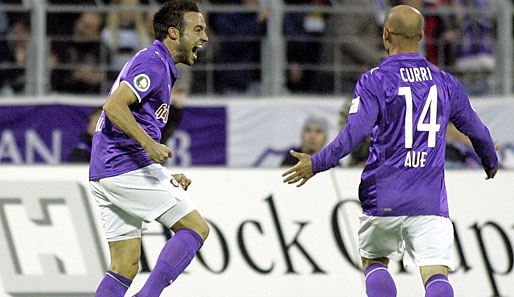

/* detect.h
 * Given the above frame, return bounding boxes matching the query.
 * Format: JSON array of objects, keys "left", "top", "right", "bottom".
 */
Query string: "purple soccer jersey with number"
[
  {"left": 89, "top": 40, "right": 180, "bottom": 180},
  {"left": 311, "top": 53, "right": 498, "bottom": 217}
]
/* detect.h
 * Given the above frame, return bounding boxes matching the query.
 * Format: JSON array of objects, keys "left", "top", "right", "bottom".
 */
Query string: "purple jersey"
[
  {"left": 312, "top": 53, "right": 498, "bottom": 217},
  {"left": 89, "top": 40, "right": 180, "bottom": 180}
]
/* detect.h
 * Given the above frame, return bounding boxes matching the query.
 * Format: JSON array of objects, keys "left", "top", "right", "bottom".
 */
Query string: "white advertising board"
[{"left": 0, "top": 166, "right": 512, "bottom": 297}]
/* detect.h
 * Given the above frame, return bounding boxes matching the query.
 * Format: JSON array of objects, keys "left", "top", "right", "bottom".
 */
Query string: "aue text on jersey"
[{"left": 404, "top": 150, "right": 427, "bottom": 168}]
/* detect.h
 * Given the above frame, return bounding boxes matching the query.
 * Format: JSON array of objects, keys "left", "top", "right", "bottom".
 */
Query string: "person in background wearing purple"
[
  {"left": 283, "top": 5, "right": 499, "bottom": 297},
  {"left": 88, "top": 1, "right": 209, "bottom": 296}
]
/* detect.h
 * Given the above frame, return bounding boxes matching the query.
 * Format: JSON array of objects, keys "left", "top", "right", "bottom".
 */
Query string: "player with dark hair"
[
  {"left": 283, "top": 5, "right": 498, "bottom": 297},
  {"left": 89, "top": 1, "right": 208, "bottom": 296}
]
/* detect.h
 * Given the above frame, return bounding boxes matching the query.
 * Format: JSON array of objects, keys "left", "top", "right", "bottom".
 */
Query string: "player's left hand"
[
  {"left": 485, "top": 143, "right": 501, "bottom": 180},
  {"left": 282, "top": 150, "right": 314, "bottom": 187},
  {"left": 172, "top": 173, "right": 192, "bottom": 190}
]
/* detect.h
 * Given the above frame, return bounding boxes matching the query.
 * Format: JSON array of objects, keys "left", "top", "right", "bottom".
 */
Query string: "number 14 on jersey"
[{"left": 398, "top": 85, "right": 441, "bottom": 167}]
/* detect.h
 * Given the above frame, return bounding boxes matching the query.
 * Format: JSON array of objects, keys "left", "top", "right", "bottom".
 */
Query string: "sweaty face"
[
  {"left": 301, "top": 124, "right": 326, "bottom": 155},
  {"left": 178, "top": 12, "right": 208, "bottom": 65}
]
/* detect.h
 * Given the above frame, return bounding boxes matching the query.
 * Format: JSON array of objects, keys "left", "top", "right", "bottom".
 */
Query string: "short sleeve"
[{"left": 121, "top": 54, "right": 167, "bottom": 103}]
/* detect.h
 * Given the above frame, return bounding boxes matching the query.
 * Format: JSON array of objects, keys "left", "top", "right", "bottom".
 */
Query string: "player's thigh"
[
  {"left": 358, "top": 214, "right": 405, "bottom": 263},
  {"left": 419, "top": 265, "right": 448, "bottom": 285},
  {"left": 99, "top": 164, "right": 188, "bottom": 222},
  {"left": 90, "top": 180, "right": 144, "bottom": 240},
  {"left": 108, "top": 237, "right": 142, "bottom": 264},
  {"left": 108, "top": 237, "right": 142, "bottom": 279},
  {"left": 402, "top": 215, "right": 454, "bottom": 271}
]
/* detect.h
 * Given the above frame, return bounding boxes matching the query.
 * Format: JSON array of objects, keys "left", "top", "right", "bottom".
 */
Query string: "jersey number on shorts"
[{"left": 399, "top": 85, "right": 441, "bottom": 148}]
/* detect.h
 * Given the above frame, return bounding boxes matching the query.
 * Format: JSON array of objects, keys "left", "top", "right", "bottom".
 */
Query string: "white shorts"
[
  {"left": 89, "top": 164, "right": 196, "bottom": 241},
  {"left": 358, "top": 214, "right": 455, "bottom": 270}
]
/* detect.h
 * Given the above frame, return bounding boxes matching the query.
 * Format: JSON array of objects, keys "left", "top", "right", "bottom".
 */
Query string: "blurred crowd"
[{"left": 0, "top": 0, "right": 501, "bottom": 96}]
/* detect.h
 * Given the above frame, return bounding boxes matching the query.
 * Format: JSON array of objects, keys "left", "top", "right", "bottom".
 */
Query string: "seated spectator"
[
  {"left": 281, "top": 116, "right": 328, "bottom": 166},
  {"left": 101, "top": 0, "right": 149, "bottom": 72},
  {"left": 210, "top": 0, "right": 267, "bottom": 94},
  {"left": 452, "top": 0, "right": 496, "bottom": 96},
  {"left": 67, "top": 107, "right": 103, "bottom": 163},
  {"left": 283, "top": 0, "right": 327, "bottom": 93},
  {"left": 0, "top": 17, "right": 30, "bottom": 95},
  {"left": 445, "top": 122, "right": 481, "bottom": 168},
  {"left": 316, "top": 0, "right": 386, "bottom": 94},
  {"left": 339, "top": 99, "right": 370, "bottom": 166},
  {"left": 160, "top": 63, "right": 191, "bottom": 144},
  {"left": 51, "top": 12, "right": 107, "bottom": 94}
]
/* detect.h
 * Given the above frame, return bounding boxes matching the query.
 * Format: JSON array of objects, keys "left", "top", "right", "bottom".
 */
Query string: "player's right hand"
[
  {"left": 144, "top": 142, "right": 173, "bottom": 163},
  {"left": 282, "top": 150, "right": 314, "bottom": 187}
]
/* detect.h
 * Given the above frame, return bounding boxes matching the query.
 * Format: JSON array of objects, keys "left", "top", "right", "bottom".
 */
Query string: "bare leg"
[{"left": 95, "top": 238, "right": 141, "bottom": 297}]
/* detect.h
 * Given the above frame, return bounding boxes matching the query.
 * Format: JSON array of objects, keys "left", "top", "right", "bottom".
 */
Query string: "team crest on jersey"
[
  {"left": 155, "top": 103, "right": 169, "bottom": 123},
  {"left": 134, "top": 74, "right": 150, "bottom": 92}
]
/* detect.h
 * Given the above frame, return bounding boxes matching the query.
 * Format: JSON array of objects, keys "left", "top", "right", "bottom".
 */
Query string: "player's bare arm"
[
  {"left": 103, "top": 83, "right": 172, "bottom": 163},
  {"left": 172, "top": 173, "right": 192, "bottom": 190},
  {"left": 282, "top": 150, "right": 314, "bottom": 187}
]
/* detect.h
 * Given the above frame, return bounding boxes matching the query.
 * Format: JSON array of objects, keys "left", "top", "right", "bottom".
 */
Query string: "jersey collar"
[
  {"left": 380, "top": 53, "right": 426, "bottom": 66},
  {"left": 153, "top": 39, "right": 180, "bottom": 80}
]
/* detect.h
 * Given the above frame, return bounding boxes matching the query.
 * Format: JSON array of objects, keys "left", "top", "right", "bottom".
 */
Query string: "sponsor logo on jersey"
[
  {"left": 155, "top": 103, "right": 169, "bottom": 123},
  {"left": 134, "top": 74, "right": 151, "bottom": 92}
]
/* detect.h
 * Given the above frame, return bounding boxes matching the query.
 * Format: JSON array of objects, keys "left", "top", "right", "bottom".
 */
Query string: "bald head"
[
  {"left": 385, "top": 5, "right": 423, "bottom": 40},
  {"left": 382, "top": 5, "right": 424, "bottom": 54}
]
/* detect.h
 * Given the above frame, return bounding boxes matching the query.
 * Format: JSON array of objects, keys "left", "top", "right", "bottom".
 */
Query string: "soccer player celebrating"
[
  {"left": 283, "top": 5, "right": 498, "bottom": 297},
  {"left": 88, "top": 1, "right": 208, "bottom": 296}
]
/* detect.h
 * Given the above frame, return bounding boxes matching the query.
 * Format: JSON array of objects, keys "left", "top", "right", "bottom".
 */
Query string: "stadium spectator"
[
  {"left": 281, "top": 116, "right": 328, "bottom": 166},
  {"left": 283, "top": 0, "right": 327, "bottom": 93},
  {"left": 445, "top": 122, "right": 481, "bottom": 168},
  {"left": 0, "top": 17, "right": 30, "bottom": 95},
  {"left": 67, "top": 107, "right": 103, "bottom": 163},
  {"left": 47, "top": 0, "right": 100, "bottom": 36},
  {"left": 338, "top": 99, "right": 370, "bottom": 167},
  {"left": 210, "top": 0, "right": 267, "bottom": 94},
  {"left": 51, "top": 12, "right": 107, "bottom": 94},
  {"left": 316, "top": 0, "right": 386, "bottom": 94},
  {"left": 101, "top": 0, "right": 149, "bottom": 72},
  {"left": 452, "top": 0, "right": 496, "bottom": 96},
  {"left": 160, "top": 63, "right": 191, "bottom": 144}
]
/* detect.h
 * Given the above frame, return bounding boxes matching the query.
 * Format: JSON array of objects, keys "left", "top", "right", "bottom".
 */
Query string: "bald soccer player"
[{"left": 282, "top": 5, "right": 498, "bottom": 297}]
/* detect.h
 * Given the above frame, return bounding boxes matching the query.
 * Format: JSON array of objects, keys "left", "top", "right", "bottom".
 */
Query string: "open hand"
[{"left": 282, "top": 150, "right": 314, "bottom": 187}]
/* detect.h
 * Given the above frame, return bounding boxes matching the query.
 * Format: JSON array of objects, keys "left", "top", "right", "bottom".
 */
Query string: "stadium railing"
[{"left": 0, "top": 0, "right": 512, "bottom": 97}]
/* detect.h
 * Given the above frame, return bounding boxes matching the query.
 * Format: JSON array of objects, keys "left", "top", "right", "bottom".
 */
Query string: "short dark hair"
[{"left": 153, "top": 0, "right": 200, "bottom": 41}]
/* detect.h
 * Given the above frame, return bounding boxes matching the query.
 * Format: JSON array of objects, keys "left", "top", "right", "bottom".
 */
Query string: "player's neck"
[
  {"left": 387, "top": 45, "right": 419, "bottom": 56},
  {"left": 161, "top": 38, "right": 181, "bottom": 64}
]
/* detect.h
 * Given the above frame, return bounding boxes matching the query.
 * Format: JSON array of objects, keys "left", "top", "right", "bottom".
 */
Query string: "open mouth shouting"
[{"left": 192, "top": 44, "right": 203, "bottom": 60}]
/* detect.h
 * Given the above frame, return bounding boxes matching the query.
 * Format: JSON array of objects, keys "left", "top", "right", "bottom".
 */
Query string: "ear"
[
  {"left": 383, "top": 26, "right": 390, "bottom": 42},
  {"left": 167, "top": 27, "right": 180, "bottom": 40},
  {"left": 419, "top": 29, "right": 424, "bottom": 41}
]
